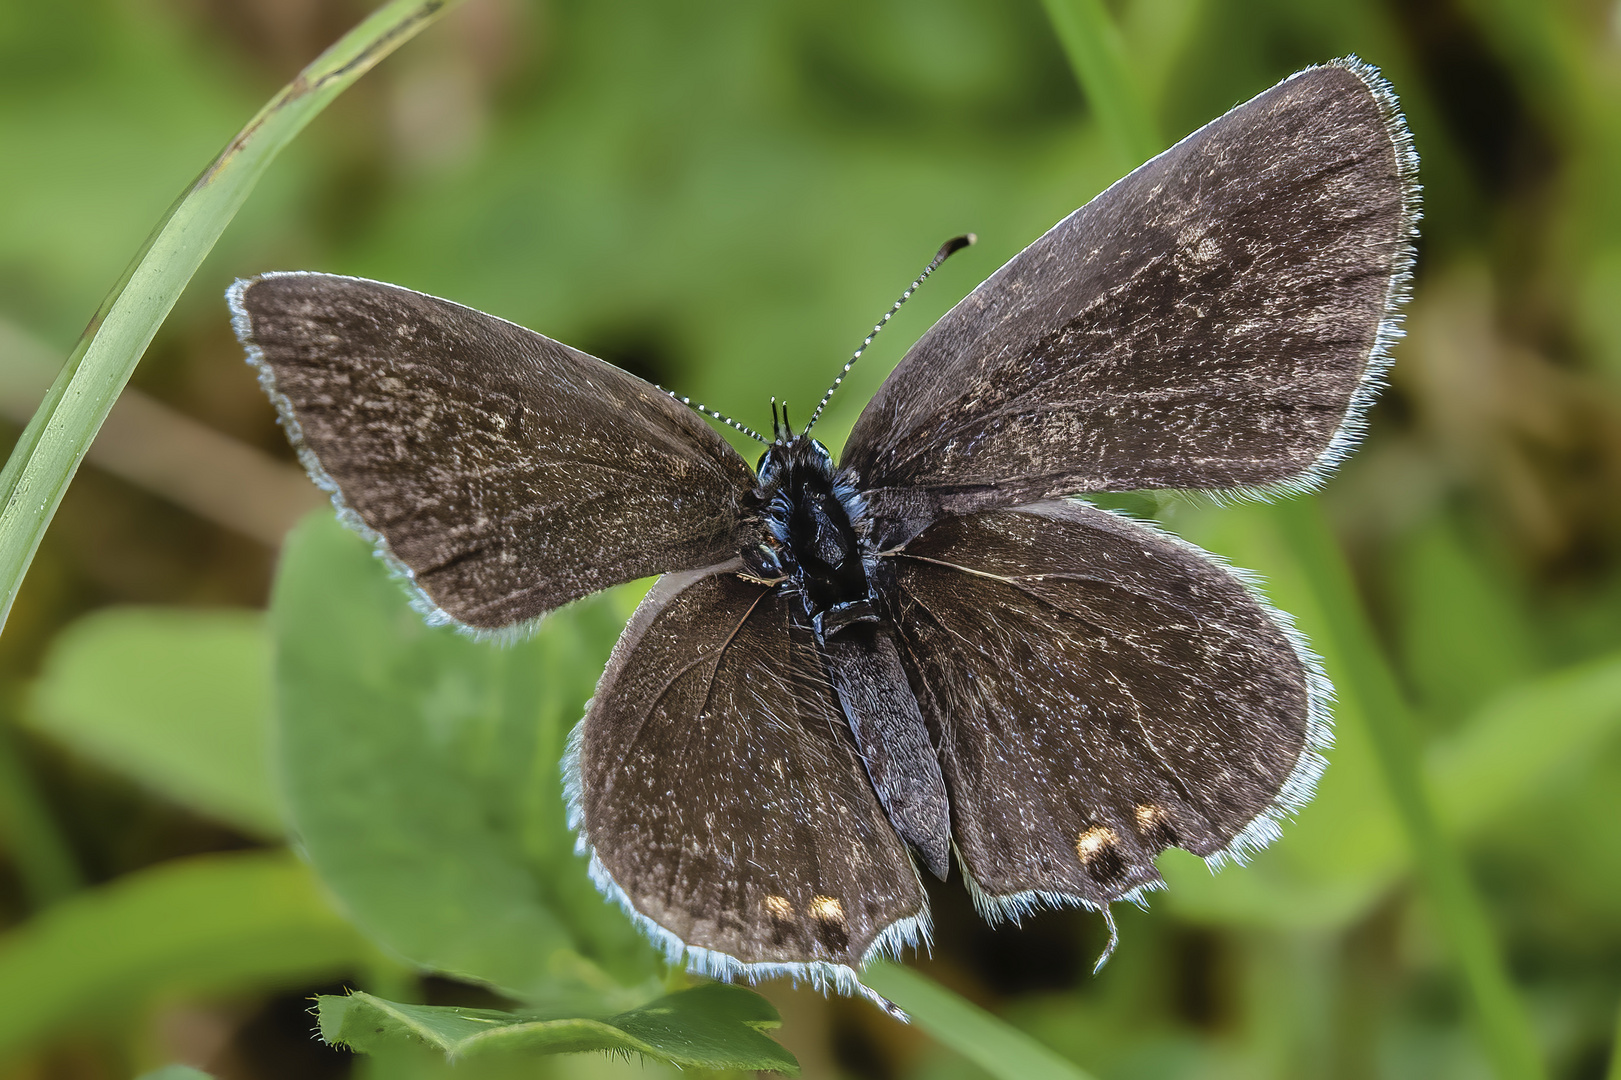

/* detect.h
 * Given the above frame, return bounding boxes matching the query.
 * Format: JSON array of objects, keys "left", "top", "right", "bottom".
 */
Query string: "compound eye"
[
  {"left": 762, "top": 493, "right": 793, "bottom": 543},
  {"left": 756, "top": 447, "right": 783, "bottom": 484}
]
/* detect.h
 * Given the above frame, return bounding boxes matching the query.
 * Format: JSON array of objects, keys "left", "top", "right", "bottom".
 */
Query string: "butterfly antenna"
[
  {"left": 660, "top": 384, "right": 767, "bottom": 444},
  {"left": 802, "top": 233, "right": 975, "bottom": 435}
]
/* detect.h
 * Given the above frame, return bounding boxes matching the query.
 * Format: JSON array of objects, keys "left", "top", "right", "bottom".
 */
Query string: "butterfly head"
[
  {"left": 733, "top": 235, "right": 974, "bottom": 627},
  {"left": 744, "top": 430, "right": 874, "bottom": 631}
]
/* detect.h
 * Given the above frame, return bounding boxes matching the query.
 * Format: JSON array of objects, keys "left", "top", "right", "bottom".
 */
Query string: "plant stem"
[
  {"left": 0, "top": 0, "right": 464, "bottom": 634},
  {"left": 1037, "top": 0, "right": 1160, "bottom": 165},
  {"left": 1274, "top": 498, "right": 1545, "bottom": 1080}
]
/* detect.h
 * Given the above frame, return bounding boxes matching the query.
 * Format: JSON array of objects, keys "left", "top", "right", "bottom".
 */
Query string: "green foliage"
[
  {"left": 0, "top": 720, "right": 82, "bottom": 907},
  {"left": 0, "top": 851, "right": 368, "bottom": 1057},
  {"left": 1037, "top": 0, "right": 1158, "bottom": 163},
  {"left": 318, "top": 983, "right": 799, "bottom": 1074},
  {"left": 5, "top": 0, "right": 1621, "bottom": 1076},
  {"left": 272, "top": 513, "right": 655, "bottom": 1000},
  {"left": 1392, "top": 515, "right": 1539, "bottom": 728},
  {"left": 25, "top": 607, "right": 280, "bottom": 836},
  {"left": 1432, "top": 651, "right": 1621, "bottom": 835}
]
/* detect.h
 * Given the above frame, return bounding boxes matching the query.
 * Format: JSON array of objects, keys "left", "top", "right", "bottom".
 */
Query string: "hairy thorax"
[{"left": 741, "top": 436, "right": 881, "bottom": 642}]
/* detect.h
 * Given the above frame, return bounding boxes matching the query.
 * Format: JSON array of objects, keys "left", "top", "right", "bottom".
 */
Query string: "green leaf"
[
  {"left": 317, "top": 983, "right": 799, "bottom": 1074},
  {"left": 0, "top": 850, "right": 369, "bottom": 1058},
  {"left": 25, "top": 606, "right": 280, "bottom": 836},
  {"left": 272, "top": 513, "right": 654, "bottom": 1000},
  {"left": 862, "top": 964, "right": 1095, "bottom": 1080},
  {"left": 0, "top": 0, "right": 462, "bottom": 633}
]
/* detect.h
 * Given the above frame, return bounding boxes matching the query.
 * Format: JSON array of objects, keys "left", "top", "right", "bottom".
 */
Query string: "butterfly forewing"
[
  {"left": 843, "top": 61, "right": 1416, "bottom": 547},
  {"left": 231, "top": 273, "right": 758, "bottom": 628},
  {"left": 886, "top": 502, "right": 1324, "bottom": 911},
  {"left": 572, "top": 566, "right": 927, "bottom": 977}
]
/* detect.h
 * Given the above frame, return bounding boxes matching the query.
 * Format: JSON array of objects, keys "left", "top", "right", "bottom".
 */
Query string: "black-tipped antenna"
[
  {"left": 803, "top": 233, "right": 976, "bottom": 435},
  {"left": 660, "top": 384, "right": 767, "bottom": 444}
]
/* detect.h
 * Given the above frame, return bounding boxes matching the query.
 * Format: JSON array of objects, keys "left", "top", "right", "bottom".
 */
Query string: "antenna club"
[
  {"left": 802, "top": 233, "right": 977, "bottom": 435},
  {"left": 936, "top": 234, "right": 976, "bottom": 263}
]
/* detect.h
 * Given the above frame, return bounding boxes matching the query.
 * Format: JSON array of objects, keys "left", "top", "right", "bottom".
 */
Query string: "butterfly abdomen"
[
  {"left": 744, "top": 435, "right": 954, "bottom": 879},
  {"left": 823, "top": 624, "right": 953, "bottom": 881}
]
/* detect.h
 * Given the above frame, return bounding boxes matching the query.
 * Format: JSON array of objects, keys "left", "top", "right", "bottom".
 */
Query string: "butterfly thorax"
[{"left": 744, "top": 436, "right": 879, "bottom": 641}]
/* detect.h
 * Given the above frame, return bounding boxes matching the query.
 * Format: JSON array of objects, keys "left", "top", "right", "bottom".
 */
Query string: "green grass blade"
[
  {"left": 1273, "top": 498, "right": 1545, "bottom": 1080},
  {"left": 862, "top": 963, "right": 1096, "bottom": 1080},
  {"left": 0, "top": 719, "right": 84, "bottom": 907},
  {"left": 0, "top": 0, "right": 462, "bottom": 634},
  {"left": 1036, "top": 0, "right": 1160, "bottom": 164}
]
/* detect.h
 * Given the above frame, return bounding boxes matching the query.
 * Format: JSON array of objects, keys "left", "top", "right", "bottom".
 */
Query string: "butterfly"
[{"left": 229, "top": 57, "right": 1418, "bottom": 1014}]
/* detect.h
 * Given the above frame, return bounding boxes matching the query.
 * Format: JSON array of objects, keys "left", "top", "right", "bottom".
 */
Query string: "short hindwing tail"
[
  {"left": 567, "top": 565, "right": 929, "bottom": 1009},
  {"left": 886, "top": 501, "right": 1329, "bottom": 917},
  {"left": 842, "top": 59, "right": 1419, "bottom": 548},
  {"left": 230, "top": 272, "right": 759, "bottom": 632}
]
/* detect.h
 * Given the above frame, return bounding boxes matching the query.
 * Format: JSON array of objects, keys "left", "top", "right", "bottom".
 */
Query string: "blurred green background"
[{"left": 3, "top": 0, "right": 1621, "bottom": 1077}]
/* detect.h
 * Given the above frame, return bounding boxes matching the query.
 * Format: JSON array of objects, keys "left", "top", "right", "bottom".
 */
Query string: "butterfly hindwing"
[
  {"left": 570, "top": 565, "right": 928, "bottom": 986},
  {"left": 230, "top": 273, "right": 758, "bottom": 629},
  {"left": 885, "top": 501, "right": 1326, "bottom": 912},
  {"left": 843, "top": 60, "right": 1417, "bottom": 547}
]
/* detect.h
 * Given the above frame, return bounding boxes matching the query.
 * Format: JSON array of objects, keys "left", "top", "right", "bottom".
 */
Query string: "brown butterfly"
[{"left": 230, "top": 57, "right": 1417, "bottom": 1014}]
